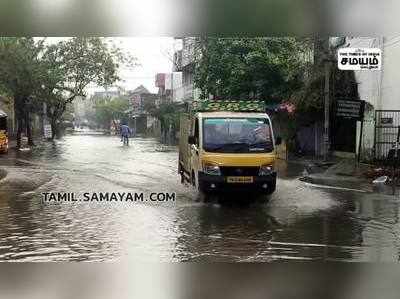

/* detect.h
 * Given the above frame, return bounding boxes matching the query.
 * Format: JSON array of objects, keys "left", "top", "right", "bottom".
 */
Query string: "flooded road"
[{"left": 0, "top": 134, "right": 400, "bottom": 262}]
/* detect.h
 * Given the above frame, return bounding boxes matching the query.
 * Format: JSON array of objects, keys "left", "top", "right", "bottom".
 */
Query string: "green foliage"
[
  {"left": 39, "top": 38, "right": 137, "bottom": 135},
  {"left": 147, "top": 102, "right": 183, "bottom": 132},
  {"left": 290, "top": 69, "right": 325, "bottom": 121},
  {"left": 0, "top": 37, "right": 45, "bottom": 106},
  {"left": 290, "top": 66, "right": 360, "bottom": 125},
  {"left": 0, "top": 37, "right": 137, "bottom": 140},
  {"left": 91, "top": 97, "right": 130, "bottom": 129},
  {"left": 41, "top": 37, "right": 136, "bottom": 100},
  {"left": 194, "top": 37, "right": 310, "bottom": 103},
  {"left": 0, "top": 37, "right": 47, "bottom": 145}
]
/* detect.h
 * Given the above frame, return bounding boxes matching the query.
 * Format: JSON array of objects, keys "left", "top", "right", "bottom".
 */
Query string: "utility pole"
[
  {"left": 171, "top": 72, "right": 174, "bottom": 103},
  {"left": 323, "top": 38, "right": 331, "bottom": 161}
]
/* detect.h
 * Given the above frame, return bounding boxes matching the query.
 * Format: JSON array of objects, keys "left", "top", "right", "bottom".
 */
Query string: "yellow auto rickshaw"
[{"left": 0, "top": 110, "right": 8, "bottom": 154}]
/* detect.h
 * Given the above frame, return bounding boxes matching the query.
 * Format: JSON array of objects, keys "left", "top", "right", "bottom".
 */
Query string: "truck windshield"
[{"left": 203, "top": 118, "right": 274, "bottom": 153}]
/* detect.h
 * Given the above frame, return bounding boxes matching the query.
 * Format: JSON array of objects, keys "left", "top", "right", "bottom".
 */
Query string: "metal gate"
[{"left": 374, "top": 110, "right": 400, "bottom": 160}]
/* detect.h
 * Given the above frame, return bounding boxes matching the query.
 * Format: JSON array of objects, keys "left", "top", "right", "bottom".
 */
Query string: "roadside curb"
[{"left": 300, "top": 174, "right": 373, "bottom": 193}]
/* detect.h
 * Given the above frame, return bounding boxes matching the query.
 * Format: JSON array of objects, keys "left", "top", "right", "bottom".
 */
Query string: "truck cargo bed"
[{"left": 178, "top": 114, "right": 191, "bottom": 178}]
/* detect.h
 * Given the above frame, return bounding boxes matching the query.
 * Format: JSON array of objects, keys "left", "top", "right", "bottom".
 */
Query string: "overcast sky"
[
  {"left": 113, "top": 37, "right": 177, "bottom": 93},
  {"left": 46, "top": 37, "right": 177, "bottom": 94}
]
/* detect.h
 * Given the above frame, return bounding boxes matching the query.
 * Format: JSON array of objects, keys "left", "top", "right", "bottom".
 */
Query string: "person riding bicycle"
[{"left": 120, "top": 123, "right": 132, "bottom": 145}]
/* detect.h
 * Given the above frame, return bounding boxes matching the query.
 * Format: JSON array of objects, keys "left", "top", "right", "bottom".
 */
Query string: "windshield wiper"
[
  {"left": 249, "top": 141, "right": 271, "bottom": 147},
  {"left": 248, "top": 141, "right": 274, "bottom": 151},
  {"left": 206, "top": 142, "right": 250, "bottom": 152},
  {"left": 206, "top": 141, "right": 274, "bottom": 153}
]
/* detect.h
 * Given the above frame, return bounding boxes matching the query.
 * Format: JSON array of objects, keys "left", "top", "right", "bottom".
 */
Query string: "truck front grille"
[{"left": 219, "top": 166, "right": 259, "bottom": 176}]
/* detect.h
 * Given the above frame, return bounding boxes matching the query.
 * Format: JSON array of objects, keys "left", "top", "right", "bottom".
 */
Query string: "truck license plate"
[{"left": 227, "top": 176, "right": 253, "bottom": 183}]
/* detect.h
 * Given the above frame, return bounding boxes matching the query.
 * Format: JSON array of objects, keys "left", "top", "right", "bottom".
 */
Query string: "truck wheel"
[
  {"left": 257, "top": 195, "right": 270, "bottom": 204},
  {"left": 180, "top": 173, "right": 185, "bottom": 184},
  {"left": 198, "top": 190, "right": 212, "bottom": 202},
  {"left": 265, "top": 180, "right": 276, "bottom": 196}
]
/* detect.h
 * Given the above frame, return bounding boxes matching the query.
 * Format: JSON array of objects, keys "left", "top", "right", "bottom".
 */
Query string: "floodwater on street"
[{"left": 0, "top": 134, "right": 400, "bottom": 262}]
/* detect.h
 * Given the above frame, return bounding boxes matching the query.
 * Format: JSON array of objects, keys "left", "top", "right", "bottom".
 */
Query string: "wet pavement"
[{"left": 0, "top": 134, "right": 400, "bottom": 262}]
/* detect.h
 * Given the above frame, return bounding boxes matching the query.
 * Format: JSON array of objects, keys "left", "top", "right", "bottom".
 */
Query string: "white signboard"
[
  {"left": 338, "top": 48, "right": 381, "bottom": 70},
  {"left": 44, "top": 124, "right": 52, "bottom": 139}
]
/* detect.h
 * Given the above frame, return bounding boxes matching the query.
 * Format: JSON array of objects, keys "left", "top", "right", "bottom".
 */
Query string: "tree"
[
  {"left": 146, "top": 101, "right": 183, "bottom": 144},
  {"left": 91, "top": 97, "right": 130, "bottom": 130},
  {"left": 194, "top": 37, "right": 310, "bottom": 103},
  {"left": 290, "top": 38, "right": 360, "bottom": 124},
  {"left": 0, "top": 37, "right": 137, "bottom": 146},
  {"left": 38, "top": 37, "right": 137, "bottom": 139},
  {"left": 0, "top": 38, "right": 46, "bottom": 147}
]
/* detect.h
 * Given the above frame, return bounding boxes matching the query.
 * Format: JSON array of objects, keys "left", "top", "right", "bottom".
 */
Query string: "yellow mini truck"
[
  {"left": 0, "top": 110, "right": 8, "bottom": 154},
  {"left": 178, "top": 100, "right": 281, "bottom": 195}
]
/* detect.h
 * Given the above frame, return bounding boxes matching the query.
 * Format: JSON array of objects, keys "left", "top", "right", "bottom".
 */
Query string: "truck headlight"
[
  {"left": 203, "top": 162, "right": 221, "bottom": 176},
  {"left": 259, "top": 165, "right": 274, "bottom": 176}
]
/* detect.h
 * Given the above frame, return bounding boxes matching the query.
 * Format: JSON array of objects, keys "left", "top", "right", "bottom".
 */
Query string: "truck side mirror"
[
  {"left": 275, "top": 136, "right": 282, "bottom": 146},
  {"left": 188, "top": 136, "right": 196, "bottom": 145}
]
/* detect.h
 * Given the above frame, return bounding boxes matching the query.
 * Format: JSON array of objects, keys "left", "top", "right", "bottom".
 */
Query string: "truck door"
[{"left": 190, "top": 117, "right": 200, "bottom": 186}]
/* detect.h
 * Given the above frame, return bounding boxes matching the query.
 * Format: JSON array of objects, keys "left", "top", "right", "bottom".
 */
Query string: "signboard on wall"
[
  {"left": 335, "top": 99, "right": 366, "bottom": 121},
  {"left": 44, "top": 124, "right": 52, "bottom": 139},
  {"left": 380, "top": 117, "right": 393, "bottom": 125}
]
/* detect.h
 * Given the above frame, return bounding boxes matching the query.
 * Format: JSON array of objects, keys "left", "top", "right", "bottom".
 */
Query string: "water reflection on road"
[{"left": 0, "top": 134, "right": 399, "bottom": 262}]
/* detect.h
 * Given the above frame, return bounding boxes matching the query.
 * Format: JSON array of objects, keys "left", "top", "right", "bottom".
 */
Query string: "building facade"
[
  {"left": 155, "top": 72, "right": 184, "bottom": 103},
  {"left": 343, "top": 37, "right": 400, "bottom": 160},
  {"left": 126, "top": 85, "right": 158, "bottom": 135},
  {"left": 173, "top": 37, "right": 201, "bottom": 102}
]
